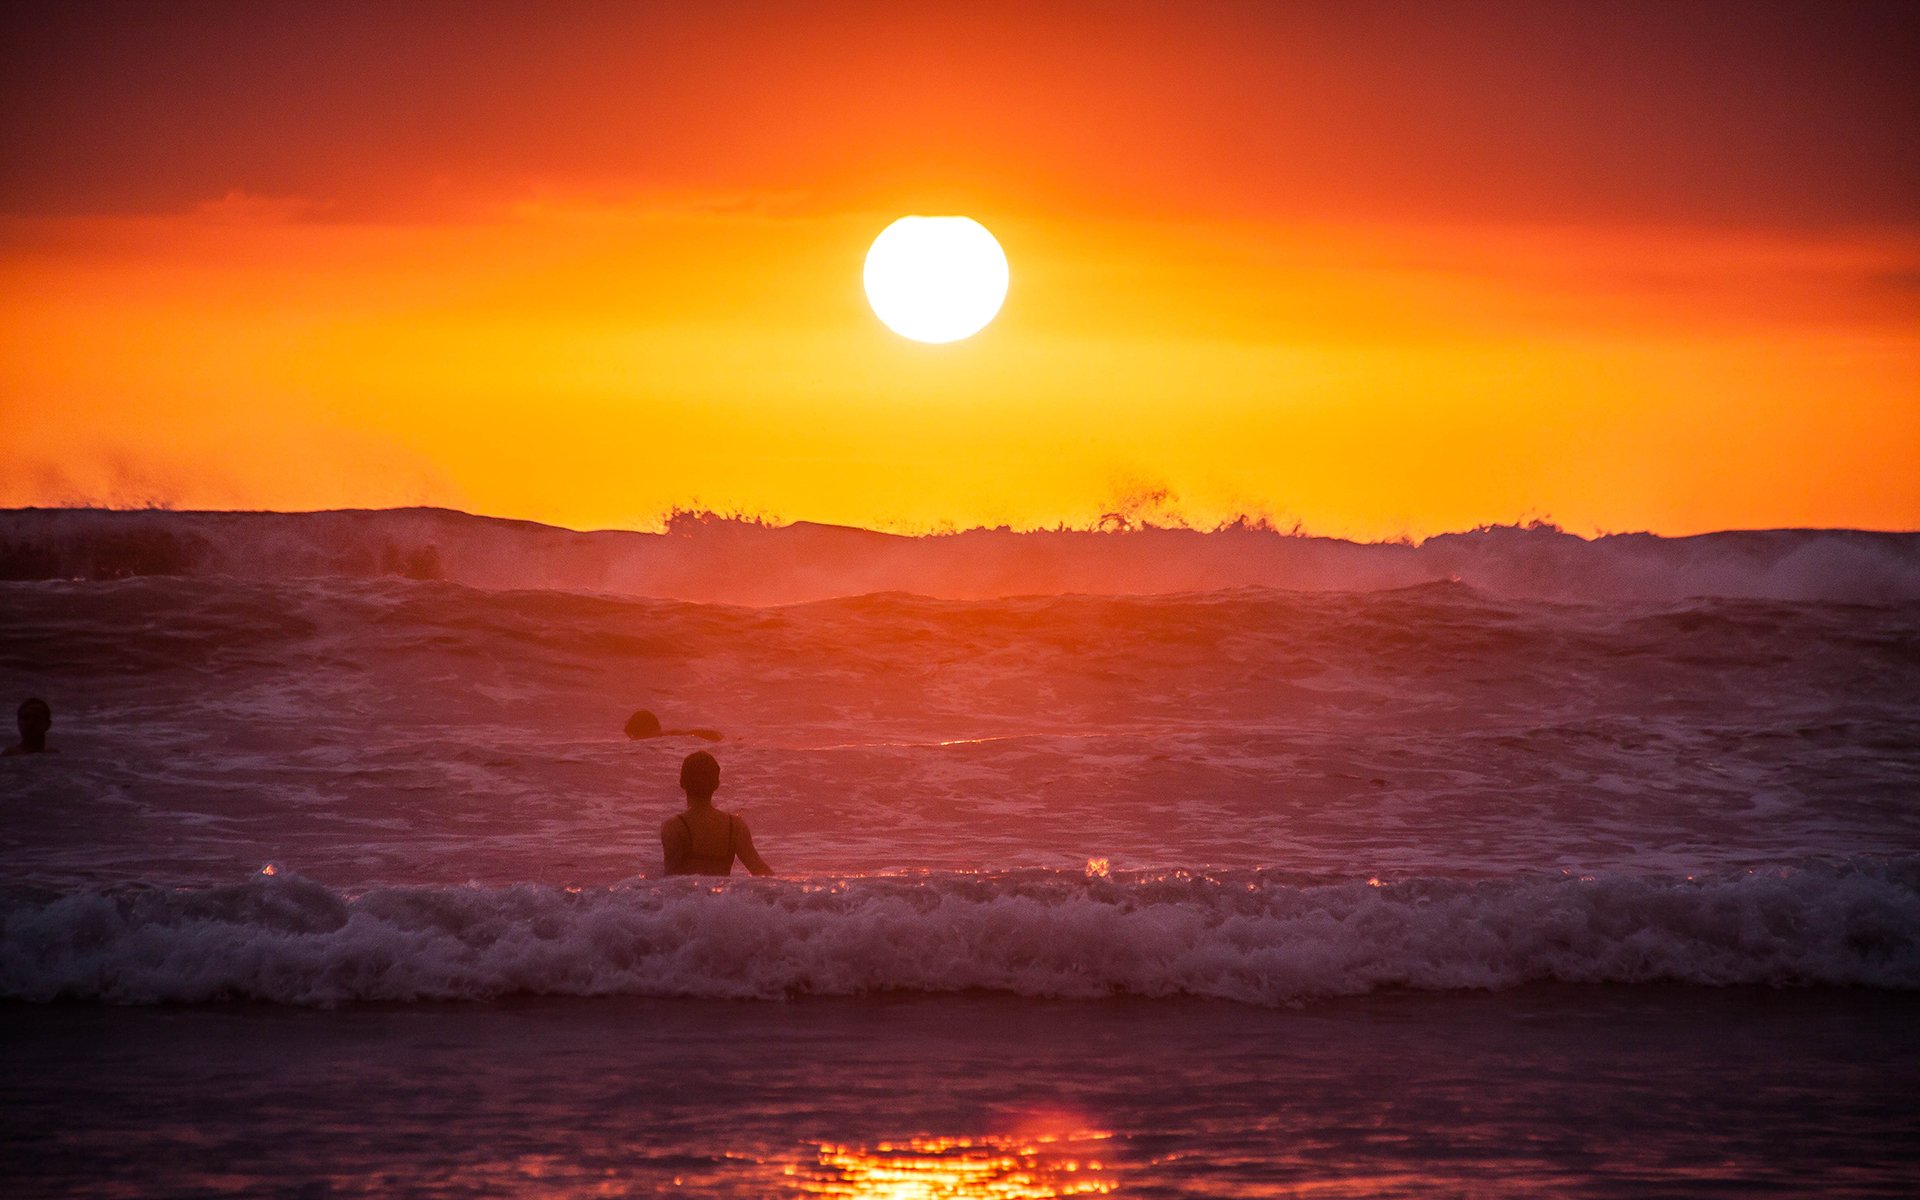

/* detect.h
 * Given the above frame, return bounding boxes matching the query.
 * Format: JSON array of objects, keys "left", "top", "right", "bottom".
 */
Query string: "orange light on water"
[{"left": 795, "top": 1132, "right": 1116, "bottom": 1199}]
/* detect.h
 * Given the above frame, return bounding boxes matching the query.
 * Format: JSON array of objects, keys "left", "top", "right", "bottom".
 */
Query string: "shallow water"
[
  {"left": 2, "top": 511, "right": 1917, "bottom": 1193},
  {"left": 5, "top": 989, "right": 1917, "bottom": 1198}
]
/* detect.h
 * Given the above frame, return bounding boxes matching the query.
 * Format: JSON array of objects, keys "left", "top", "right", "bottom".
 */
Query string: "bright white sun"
[{"left": 863, "top": 216, "right": 1009, "bottom": 343}]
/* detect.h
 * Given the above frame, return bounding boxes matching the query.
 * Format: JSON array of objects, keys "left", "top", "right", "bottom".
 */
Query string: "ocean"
[{"left": 2, "top": 508, "right": 1917, "bottom": 1196}]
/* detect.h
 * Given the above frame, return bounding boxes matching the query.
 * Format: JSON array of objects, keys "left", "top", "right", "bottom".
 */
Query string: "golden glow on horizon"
[
  {"left": 864, "top": 216, "right": 1010, "bottom": 343},
  {"left": 3, "top": 5, "right": 1915, "bottom": 538},
  {"left": 0, "top": 197, "right": 1915, "bottom": 538}
]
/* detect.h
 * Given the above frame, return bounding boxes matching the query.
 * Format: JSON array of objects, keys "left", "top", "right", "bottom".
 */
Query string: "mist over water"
[{"left": 4, "top": 506, "right": 1919, "bottom": 604}]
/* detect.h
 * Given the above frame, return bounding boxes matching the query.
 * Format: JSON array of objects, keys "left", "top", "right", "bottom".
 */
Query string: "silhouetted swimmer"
[
  {"left": 5, "top": 698, "right": 54, "bottom": 756},
  {"left": 660, "top": 751, "right": 771, "bottom": 877},
  {"left": 624, "top": 709, "right": 723, "bottom": 743}
]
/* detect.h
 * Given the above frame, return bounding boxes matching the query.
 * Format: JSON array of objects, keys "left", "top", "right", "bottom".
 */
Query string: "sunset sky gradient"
[{"left": 3, "top": 0, "right": 1915, "bottom": 537}]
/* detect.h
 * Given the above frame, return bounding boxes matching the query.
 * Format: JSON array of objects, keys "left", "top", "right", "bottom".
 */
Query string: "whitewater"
[
  {"left": 5, "top": 508, "right": 1919, "bottom": 1197},
  {"left": 2, "top": 507, "right": 1916, "bottom": 1007}
]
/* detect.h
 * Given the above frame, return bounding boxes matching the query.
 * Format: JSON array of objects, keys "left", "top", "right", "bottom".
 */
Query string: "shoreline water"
[
  {"left": 5, "top": 986, "right": 1917, "bottom": 1197},
  {"left": 4, "top": 512, "right": 1916, "bottom": 1193}
]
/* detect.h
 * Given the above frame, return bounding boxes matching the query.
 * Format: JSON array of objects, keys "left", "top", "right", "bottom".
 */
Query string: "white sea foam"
[{"left": 4, "top": 864, "right": 1914, "bottom": 1006}]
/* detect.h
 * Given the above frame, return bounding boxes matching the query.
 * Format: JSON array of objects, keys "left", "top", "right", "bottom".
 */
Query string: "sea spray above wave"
[
  {"left": 5, "top": 863, "right": 1915, "bottom": 1006},
  {"left": 3, "top": 507, "right": 1918, "bottom": 603}
]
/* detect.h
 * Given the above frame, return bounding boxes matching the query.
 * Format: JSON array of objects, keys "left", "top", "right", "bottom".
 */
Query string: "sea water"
[{"left": 2, "top": 509, "right": 1917, "bottom": 1195}]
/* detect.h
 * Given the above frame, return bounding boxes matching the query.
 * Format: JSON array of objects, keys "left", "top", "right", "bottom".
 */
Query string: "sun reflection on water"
[{"left": 790, "top": 1131, "right": 1117, "bottom": 1199}]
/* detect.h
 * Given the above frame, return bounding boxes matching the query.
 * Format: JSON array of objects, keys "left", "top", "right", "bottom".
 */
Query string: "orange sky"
[{"left": 3, "top": 1, "right": 1916, "bottom": 537}]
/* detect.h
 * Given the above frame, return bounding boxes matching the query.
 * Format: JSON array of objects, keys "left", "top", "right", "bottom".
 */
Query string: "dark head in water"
[
  {"left": 625, "top": 709, "right": 724, "bottom": 743},
  {"left": 8, "top": 697, "right": 52, "bottom": 755},
  {"left": 680, "top": 750, "right": 720, "bottom": 801}
]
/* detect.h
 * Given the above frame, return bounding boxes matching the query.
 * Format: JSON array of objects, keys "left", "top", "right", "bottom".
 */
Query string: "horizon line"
[{"left": 5, "top": 503, "right": 1917, "bottom": 545}]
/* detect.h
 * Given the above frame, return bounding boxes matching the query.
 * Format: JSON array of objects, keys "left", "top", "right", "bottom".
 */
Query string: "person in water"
[
  {"left": 660, "top": 751, "right": 772, "bottom": 876},
  {"left": 5, "top": 698, "right": 54, "bottom": 756},
  {"left": 624, "top": 709, "right": 723, "bottom": 742}
]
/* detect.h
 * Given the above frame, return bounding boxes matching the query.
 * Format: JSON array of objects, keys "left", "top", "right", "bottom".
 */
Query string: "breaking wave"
[
  {"left": 5, "top": 862, "right": 1915, "bottom": 1006},
  {"left": 3, "top": 506, "right": 1918, "bottom": 603}
]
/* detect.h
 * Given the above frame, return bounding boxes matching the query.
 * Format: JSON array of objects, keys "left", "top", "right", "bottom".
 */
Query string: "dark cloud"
[{"left": 2, "top": 1, "right": 1915, "bottom": 227}]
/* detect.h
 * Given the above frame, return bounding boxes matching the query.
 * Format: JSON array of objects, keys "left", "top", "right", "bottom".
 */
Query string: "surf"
[{"left": 6, "top": 862, "right": 1915, "bottom": 1006}]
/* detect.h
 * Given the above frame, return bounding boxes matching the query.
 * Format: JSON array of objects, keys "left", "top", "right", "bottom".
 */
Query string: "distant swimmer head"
[
  {"left": 15, "top": 697, "right": 50, "bottom": 751},
  {"left": 624, "top": 709, "right": 662, "bottom": 739},
  {"left": 680, "top": 750, "right": 720, "bottom": 800}
]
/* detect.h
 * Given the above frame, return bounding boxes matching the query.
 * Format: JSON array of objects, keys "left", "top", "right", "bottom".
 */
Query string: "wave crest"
[
  {"left": 4, "top": 507, "right": 1919, "bottom": 602},
  {"left": 5, "top": 863, "right": 1915, "bottom": 1006}
]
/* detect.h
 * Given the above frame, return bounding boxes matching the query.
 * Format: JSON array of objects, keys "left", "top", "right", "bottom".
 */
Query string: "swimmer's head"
[
  {"left": 679, "top": 750, "right": 720, "bottom": 800},
  {"left": 624, "top": 709, "right": 662, "bottom": 739},
  {"left": 17, "top": 697, "right": 50, "bottom": 744}
]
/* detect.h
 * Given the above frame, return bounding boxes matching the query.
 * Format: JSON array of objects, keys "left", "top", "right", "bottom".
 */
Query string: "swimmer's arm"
[
  {"left": 733, "top": 817, "right": 773, "bottom": 877},
  {"left": 662, "top": 727, "right": 725, "bottom": 742},
  {"left": 660, "top": 817, "right": 690, "bottom": 875}
]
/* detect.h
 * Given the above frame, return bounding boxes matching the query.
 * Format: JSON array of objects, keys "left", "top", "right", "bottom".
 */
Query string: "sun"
[{"left": 863, "top": 216, "right": 1009, "bottom": 343}]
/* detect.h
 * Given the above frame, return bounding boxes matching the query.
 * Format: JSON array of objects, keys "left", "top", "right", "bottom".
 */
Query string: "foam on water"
[
  {"left": 4, "top": 507, "right": 1916, "bottom": 1012},
  {"left": 4, "top": 862, "right": 1915, "bottom": 1006}
]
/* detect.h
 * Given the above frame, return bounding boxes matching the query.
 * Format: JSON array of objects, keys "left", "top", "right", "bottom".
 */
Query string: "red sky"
[{"left": 3, "top": 1, "right": 1916, "bottom": 535}]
